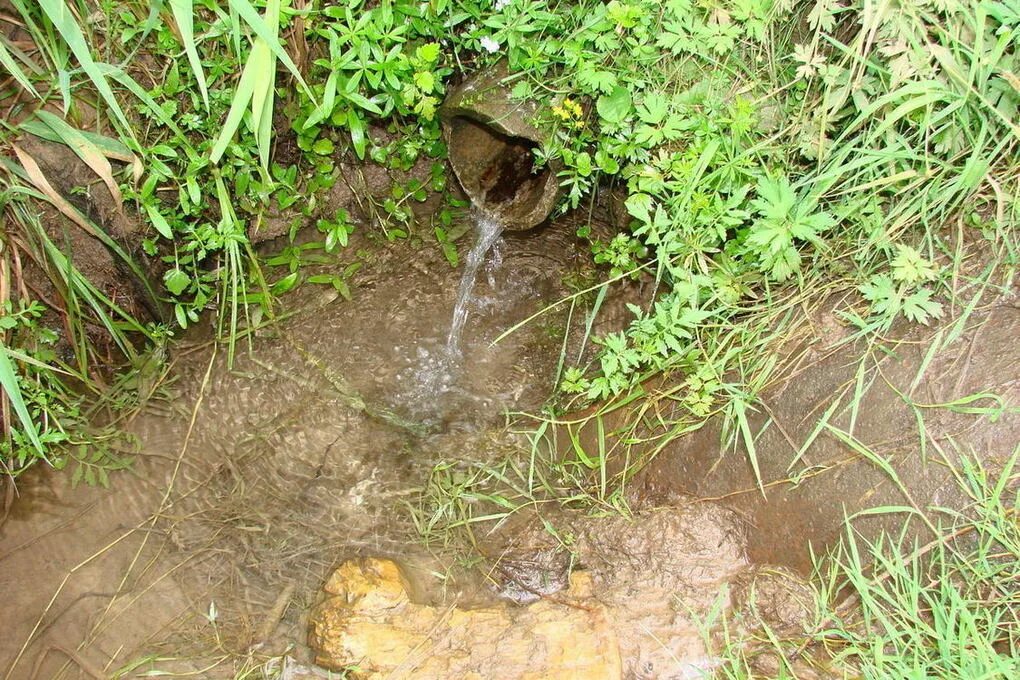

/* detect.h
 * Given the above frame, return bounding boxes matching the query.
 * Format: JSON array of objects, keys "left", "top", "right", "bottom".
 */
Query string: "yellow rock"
[{"left": 308, "top": 558, "right": 622, "bottom": 679}]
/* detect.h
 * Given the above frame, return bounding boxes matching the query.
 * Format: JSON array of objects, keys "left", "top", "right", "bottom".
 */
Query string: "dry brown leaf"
[
  {"left": 11, "top": 143, "right": 100, "bottom": 239},
  {"left": 65, "top": 132, "right": 124, "bottom": 208}
]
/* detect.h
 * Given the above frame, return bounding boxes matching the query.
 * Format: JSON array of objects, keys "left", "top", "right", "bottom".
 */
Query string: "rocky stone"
[{"left": 308, "top": 557, "right": 622, "bottom": 679}]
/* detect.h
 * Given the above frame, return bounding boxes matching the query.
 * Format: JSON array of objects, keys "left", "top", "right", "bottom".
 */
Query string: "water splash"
[
  {"left": 390, "top": 210, "right": 504, "bottom": 422},
  {"left": 445, "top": 210, "right": 504, "bottom": 356}
]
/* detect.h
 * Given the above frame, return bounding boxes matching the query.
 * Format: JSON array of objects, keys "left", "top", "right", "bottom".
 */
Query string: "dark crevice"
[{"left": 447, "top": 116, "right": 549, "bottom": 220}]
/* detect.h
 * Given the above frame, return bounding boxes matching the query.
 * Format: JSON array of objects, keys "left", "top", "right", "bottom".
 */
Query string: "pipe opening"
[{"left": 446, "top": 115, "right": 552, "bottom": 227}]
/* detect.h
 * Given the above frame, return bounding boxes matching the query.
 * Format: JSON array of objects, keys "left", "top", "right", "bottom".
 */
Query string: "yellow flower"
[{"left": 553, "top": 97, "right": 584, "bottom": 124}]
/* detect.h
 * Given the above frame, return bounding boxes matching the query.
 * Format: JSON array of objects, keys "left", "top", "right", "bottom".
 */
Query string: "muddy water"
[
  {"left": 0, "top": 203, "right": 781, "bottom": 680},
  {"left": 0, "top": 210, "right": 600, "bottom": 678}
]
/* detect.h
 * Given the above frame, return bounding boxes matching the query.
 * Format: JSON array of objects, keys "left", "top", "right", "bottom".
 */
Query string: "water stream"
[
  {"left": 446, "top": 210, "right": 505, "bottom": 356},
  {"left": 390, "top": 209, "right": 506, "bottom": 421}
]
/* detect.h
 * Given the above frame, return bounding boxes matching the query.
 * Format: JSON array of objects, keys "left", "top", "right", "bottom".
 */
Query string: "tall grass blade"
[
  {"left": 100, "top": 65, "right": 188, "bottom": 139},
  {"left": 1, "top": 170, "right": 161, "bottom": 326},
  {"left": 0, "top": 36, "right": 40, "bottom": 98},
  {"left": 251, "top": 0, "right": 279, "bottom": 170},
  {"left": 731, "top": 397, "right": 765, "bottom": 495},
  {"left": 37, "top": 0, "right": 133, "bottom": 134},
  {"left": 19, "top": 119, "right": 135, "bottom": 162},
  {"left": 40, "top": 234, "right": 146, "bottom": 359},
  {"left": 169, "top": 0, "right": 210, "bottom": 109},
  {"left": 210, "top": 0, "right": 281, "bottom": 168},
  {"left": 209, "top": 51, "right": 261, "bottom": 164},
  {"left": 226, "top": 0, "right": 309, "bottom": 93},
  {"left": 0, "top": 343, "right": 46, "bottom": 458}
]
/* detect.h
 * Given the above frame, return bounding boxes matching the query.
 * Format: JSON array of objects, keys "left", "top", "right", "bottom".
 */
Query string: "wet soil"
[
  {"left": 0, "top": 207, "right": 620, "bottom": 678},
  {"left": 509, "top": 505, "right": 753, "bottom": 679},
  {"left": 5, "top": 139, "right": 1015, "bottom": 678},
  {"left": 632, "top": 296, "right": 1020, "bottom": 574}
]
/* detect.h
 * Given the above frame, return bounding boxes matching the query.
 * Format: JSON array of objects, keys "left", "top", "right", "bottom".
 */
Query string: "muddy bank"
[
  {"left": 5, "top": 137, "right": 162, "bottom": 358},
  {"left": 633, "top": 299, "right": 1020, "bottom": 573}
]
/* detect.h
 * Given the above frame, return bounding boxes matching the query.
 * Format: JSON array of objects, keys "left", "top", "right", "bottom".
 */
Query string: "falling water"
[
  {"left": 391, "top": 209, "right": 505, "bottom": 419},
  {"left": 445, "top": 210, "right": 504, "bottom": 356}
]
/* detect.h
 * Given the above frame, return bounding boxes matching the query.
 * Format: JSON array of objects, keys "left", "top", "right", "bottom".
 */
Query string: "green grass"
[
  {"left": 695, "top": 446, "right": 1020, "bottom": 679},
  {"left": 413, "top": 0, "right": 1020, "bottom": 507}
]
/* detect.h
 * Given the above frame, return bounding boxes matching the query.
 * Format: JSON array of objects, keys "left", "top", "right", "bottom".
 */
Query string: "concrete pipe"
[{"left": 439, "top": 64, "right": 559, "bottom": 230}]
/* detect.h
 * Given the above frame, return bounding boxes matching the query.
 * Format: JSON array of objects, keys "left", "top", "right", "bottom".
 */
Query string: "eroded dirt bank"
[{"left": 633, "top": 300, "right": 1020, "bottom": 574}]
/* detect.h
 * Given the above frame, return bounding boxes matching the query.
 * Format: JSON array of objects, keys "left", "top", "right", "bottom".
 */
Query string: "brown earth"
[
  {"left": 0, "top": 205, "right": 612, "bottom": 679},
  {"left": 632, "top": 298, "right": 1020, "bottom": 573},
  {"left": 2, "top": 131, "right": 1016, "bottom": 678},
  {"left": 3, "top": 217, "right": 1015, "bottom": 678}
]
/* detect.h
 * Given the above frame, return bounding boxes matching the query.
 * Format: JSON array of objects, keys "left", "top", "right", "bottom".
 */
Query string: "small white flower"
[
  {"left": 479, "top": 36, "right": 500, "bottom": 54},
  {"left": 494, "top": 0, "right": 512, "bottom": 9}
]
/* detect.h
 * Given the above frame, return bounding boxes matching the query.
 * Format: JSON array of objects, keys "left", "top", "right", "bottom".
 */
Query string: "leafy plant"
[
  {"left": 316, "top": 208, "right": 355, "bottom": 253},
  {"left": 412, "top": 0, "right": 1019, "bottom": 609},
  {"left": 745, "top": 175, "right": 833, "bottom": 283}
]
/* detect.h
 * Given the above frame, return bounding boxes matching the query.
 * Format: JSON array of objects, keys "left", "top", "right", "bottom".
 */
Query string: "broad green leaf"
[
  {"left": 624, "top": 192, "right": 653, "bottom": 223},
  {"left": 0, "top": 343, "right": 46, "bottom": 458},
  {"left": 343, "top": 89, "right": 384, "bottom": 115},
  {"left": 416, "top": 42, "right": 440, "bottom": 63},
  {"left": 597, "top": 85, "right": 632, "bottom": 124},
  {"left": 348, "top": 109, "right": 367, "bottom": 159},
  {"left": 145, "top": 204, "right": 174, "bottom": 239},
  {"left": 163, "top": 268, "right": 191, "bottom": 296},
  {"left": 312, "top": 138, "right": 334, "bottom": 155},
  {"left": 637, "top": 92, "right": 669, "bottom": 124},
  {"left": 304, "top": 71, "right": 337, "bottom": 129},
  {"left": 271, "top": 271, "right": 299, "bottom": 294}
]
